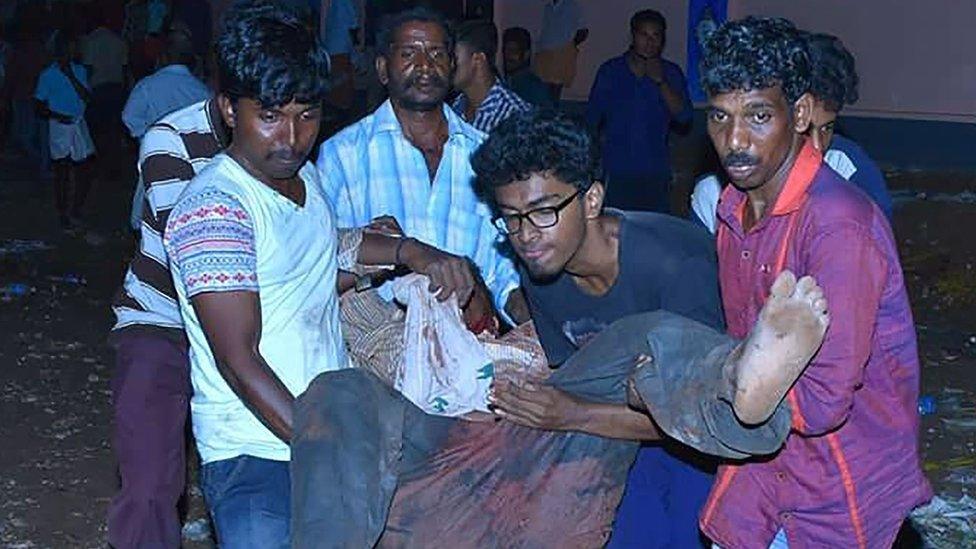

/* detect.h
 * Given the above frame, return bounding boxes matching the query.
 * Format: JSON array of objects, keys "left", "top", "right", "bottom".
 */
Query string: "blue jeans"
[
  {"left": 200, "top": 455, "right": 290, "bottom": 548},
  {"left": 607, "top": 444, "right": 716, "bottom": 548}
]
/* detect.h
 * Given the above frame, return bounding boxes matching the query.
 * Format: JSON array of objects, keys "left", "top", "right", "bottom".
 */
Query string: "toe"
[
  {"left": 806, "top": 287, "right": 825, "bottom": 305},
  {"left": 795, "top": 275, "right": 818, "bottom": 297},
  {"left": 770, "top": 270, "right": 797, "bottom": 298}
]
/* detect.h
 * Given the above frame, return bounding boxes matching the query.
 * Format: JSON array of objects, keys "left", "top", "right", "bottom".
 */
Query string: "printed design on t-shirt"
[{"left": 561, "top": 317, "right": 608, "bottom": 349}]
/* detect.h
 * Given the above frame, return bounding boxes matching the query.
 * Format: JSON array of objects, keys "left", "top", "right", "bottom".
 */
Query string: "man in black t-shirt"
[{"left": 472, "top": 109, "right": 830, "bottom": 547}]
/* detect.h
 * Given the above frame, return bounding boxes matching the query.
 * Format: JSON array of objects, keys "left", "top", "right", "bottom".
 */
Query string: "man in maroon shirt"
[{"left": 697, "top": 17, "right": 931, "bottom": 549}]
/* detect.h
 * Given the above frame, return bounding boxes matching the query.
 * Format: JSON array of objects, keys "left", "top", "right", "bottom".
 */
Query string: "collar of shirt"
[
  {"left": 155, "top": 64, "right": 195, "bottom": 77},
  {"left": 716, "top": 139, "right": 822, "bottom": 238},
  {"left": 480, "top": 81, "right": 512, "bottom": 111},
  {"left": 451, "top": 81, "right": 529, "bottom": 133},
  {"left": 451, "top": 80, "right": 505, "bottom": 115},
  {"left": 369, "top": 98, "right": 479, "bottom": 142}
]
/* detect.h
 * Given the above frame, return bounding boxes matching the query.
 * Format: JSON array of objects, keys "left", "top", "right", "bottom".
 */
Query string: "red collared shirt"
[{"left": 701, "top": 142, "right": 932, "bottom": 549}]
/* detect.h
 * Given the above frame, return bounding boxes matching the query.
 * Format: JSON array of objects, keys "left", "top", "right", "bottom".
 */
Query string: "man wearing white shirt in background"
[
  {"left": 123, "top": 24, "right": 210, "bottom": 231},
  {"left": 164, "top": 5, "right": 480, "bottom": 544}
]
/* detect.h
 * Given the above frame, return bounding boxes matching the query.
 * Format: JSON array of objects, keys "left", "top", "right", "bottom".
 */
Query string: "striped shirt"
[
  {"left": 111, "top": 99, "right": 225, "bottom": 339},
  {"left": 451, "top": 80, "right": 532, "bottom": 134},
  {"left": 316, "top": 99, "right": 520, "bottom": 318}
]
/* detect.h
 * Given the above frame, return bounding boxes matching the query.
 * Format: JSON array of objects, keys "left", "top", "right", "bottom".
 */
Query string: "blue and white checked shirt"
[
  {"left": 451, "top": 80, "right": 532, "bottom": 134},
  {"left": 317, "top": 99, "right": 520, "bottom": 317}
]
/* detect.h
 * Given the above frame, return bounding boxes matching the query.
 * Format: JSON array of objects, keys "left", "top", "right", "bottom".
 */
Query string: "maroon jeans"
[{"left": 107, "top": 331, "right": 190, "bottom": 549}]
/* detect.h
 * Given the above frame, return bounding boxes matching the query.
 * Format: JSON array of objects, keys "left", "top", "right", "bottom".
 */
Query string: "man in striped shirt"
[
  {"left": 108, "top": 97, "right": 226, "bottom": 548},
  {"left": 451, "top": 19, "right": 532, "bottom": 134}
]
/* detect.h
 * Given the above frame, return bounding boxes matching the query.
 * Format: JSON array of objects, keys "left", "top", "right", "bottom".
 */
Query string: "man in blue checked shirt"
[
  {"left": 317, "top": 7, "right": 529, "bottom": 330},
  {"left": 451, "top": 19, "right": 532, "bottom": 134}
]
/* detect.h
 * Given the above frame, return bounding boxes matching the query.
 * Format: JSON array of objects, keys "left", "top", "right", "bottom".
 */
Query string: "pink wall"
[{"left": 495, "top": 1, "right": 976, "bottom": 122}]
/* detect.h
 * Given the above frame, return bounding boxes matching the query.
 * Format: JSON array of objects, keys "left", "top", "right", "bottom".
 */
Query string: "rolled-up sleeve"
[
  {"left": 122, "top": 82, "right": 149, "bottom": 138},
  {"left": 789, "top": 223, "right": 886, "bottom": 436}
]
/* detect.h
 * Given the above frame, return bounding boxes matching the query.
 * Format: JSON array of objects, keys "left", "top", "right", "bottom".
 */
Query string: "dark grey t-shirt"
[{"left": 522, "top": 211, "right": 723, "bottom": 366}]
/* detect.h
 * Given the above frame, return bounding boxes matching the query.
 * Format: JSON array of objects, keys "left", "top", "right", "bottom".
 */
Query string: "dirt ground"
[{"left": 0, "top": 143, "right": 973, "bottom": 548}]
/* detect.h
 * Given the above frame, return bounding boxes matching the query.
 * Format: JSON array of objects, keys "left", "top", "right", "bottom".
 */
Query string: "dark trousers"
[
  {"left": 89, "top": 83, "right": 126, "bottom": 178},
  {"left": 107, "top": 331, "right": 191, "bottom": 549},
  {"left": 291, "top": 311, "right": 791, "bottom": 546}
]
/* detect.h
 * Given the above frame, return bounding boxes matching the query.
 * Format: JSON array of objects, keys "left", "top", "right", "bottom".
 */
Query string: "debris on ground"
[
  {"left": 45, "top": 274, "right": 87, "bottom": 285},
  {"left": 891, "top": 189, "right": 976, "bottom": 208},
  {"left": 0, "top": 283, "right": 33, "bottom": 300},
  {"left": 0, "top": 239, "right": 54, "bottom": 255},
  {"left": 182, "top": 518, "right": 213, "bottom": 542},
  {"left": 911, "top": 495, "right": 976, "bottom": 548}
]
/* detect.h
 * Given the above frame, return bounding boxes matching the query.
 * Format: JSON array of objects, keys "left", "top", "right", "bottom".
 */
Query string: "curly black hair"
[
  {"left": 804, "top": 32, "right": 859, "bottom": 113},
  {"left": 700, "top": 16, "right": 810, "bottom": 104},
  {"left": 472, "top": 109, "right": 601, "bottom": 204},
  {"left": 215, "top": 0, "right": 329, "bottom": 107},
  {"left": 376, "top": 6, "right": 454, "bottom": 57}
]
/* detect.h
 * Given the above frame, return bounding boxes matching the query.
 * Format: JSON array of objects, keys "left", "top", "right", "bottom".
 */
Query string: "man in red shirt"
[{"left": 697, "top": 17, "right": 931, "bottom": 549}]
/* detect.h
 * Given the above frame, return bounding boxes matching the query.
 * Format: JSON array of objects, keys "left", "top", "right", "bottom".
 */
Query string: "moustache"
[
  {"left": 723, "top": 152, "right": 759, "bottom": 168},
  {"left": 405, "top": 73, "right": 448, "bottom": 90},
  {"left": 268, "top": 150, "right": 303, "bottom": 163}
]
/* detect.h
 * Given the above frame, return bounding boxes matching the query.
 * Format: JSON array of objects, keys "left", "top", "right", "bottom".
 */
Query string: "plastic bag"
[{"left": 391, "top": 274, "right": 494, "bottom": 416}]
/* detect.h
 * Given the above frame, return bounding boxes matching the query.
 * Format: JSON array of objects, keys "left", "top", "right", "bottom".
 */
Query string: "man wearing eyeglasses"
[
  {"left": 317, "top": 7, "right": 526, "bottom": 331},
  {"left": 473, "top": 108, "right": 723, "bottom": 548}
]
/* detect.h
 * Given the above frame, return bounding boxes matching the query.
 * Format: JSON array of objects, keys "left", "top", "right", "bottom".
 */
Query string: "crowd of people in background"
[
  {"left": 0, "top": 0, "right": 215, "bottom": 232},
  {"left": 0, "top": 1, "right": 926, "bottom": 548}
]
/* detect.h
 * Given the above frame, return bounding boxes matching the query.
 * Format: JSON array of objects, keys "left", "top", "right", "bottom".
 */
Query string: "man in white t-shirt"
[
  {"left": 34, "top": 32, "right": 95, "bottom": 229},
  {"left": 164, "top": 3, "right": 482, "bottom": 544}
]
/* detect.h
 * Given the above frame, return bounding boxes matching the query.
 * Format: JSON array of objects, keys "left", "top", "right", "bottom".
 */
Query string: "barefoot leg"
[{"left": 728, "top": 270, "right": 830, "bottom": 424}]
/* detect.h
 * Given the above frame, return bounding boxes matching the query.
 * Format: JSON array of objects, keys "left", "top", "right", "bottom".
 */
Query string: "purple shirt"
[{"left": 702, "top": 142, "right": 931, "bottom": 548}]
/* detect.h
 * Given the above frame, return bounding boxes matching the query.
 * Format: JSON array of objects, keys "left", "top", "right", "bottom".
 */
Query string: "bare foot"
[{"left": 730, "top": 270, "right": 829, "bottom": 425}]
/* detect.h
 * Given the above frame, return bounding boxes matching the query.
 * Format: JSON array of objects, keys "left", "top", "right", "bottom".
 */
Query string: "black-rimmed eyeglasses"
[{"left": 492, "top": 190, "right": 582, "bottom": 235}]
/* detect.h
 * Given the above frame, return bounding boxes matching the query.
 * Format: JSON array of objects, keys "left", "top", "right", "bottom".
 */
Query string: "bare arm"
[
  {"left": 191, "top": 290, "right": 295, "bottom": 442},
  {"left": 646, "top": 59, "right": 687, "bottom": 118},
  {"left": 504, "top": 288, "right": 532, "bottom": 326},
  {"left": 490, "top": 380, "right": 661, "bottom": 441},
  {"left": 656, "top": 79, "right": 687, "bottom": 117},
  {"left": 336, "top": 270, "right": 358, "bottom": 294}
]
